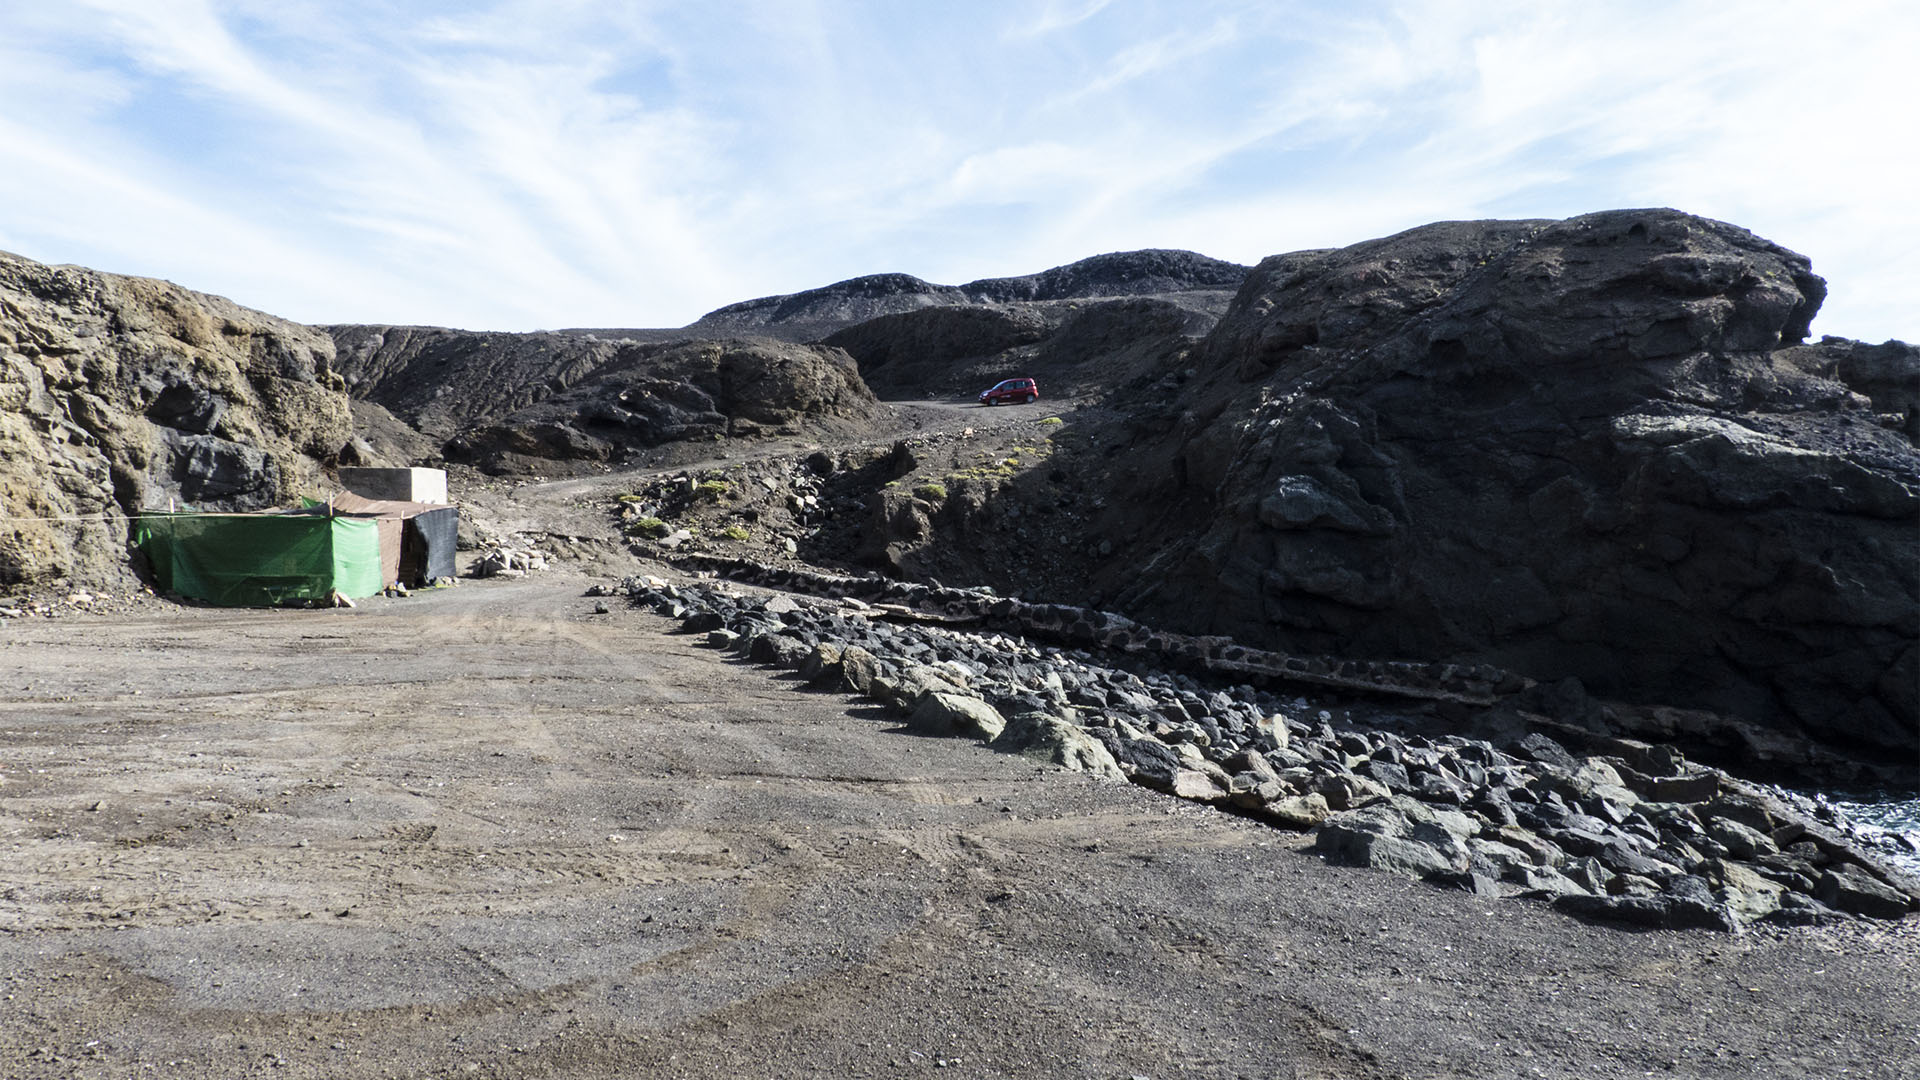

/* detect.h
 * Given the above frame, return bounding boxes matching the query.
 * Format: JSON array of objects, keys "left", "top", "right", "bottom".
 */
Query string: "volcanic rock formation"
[
  {"left": 0, "top": 250, "right": 352, "bottom": 587},
  {"left": 442, "top": 339, "right": 880, "bottom": 472},
  {"left": 1066, "top": 210, "right": 1917, "bottom": 767}
]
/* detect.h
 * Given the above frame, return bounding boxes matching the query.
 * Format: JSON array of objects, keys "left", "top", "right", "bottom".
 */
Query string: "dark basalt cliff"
[
  {"left": 1072, "top": 210, "right": 1915, "bottom": 767},
  {"left": 0, "top": 250, "right": 352, "bottom": 587}
]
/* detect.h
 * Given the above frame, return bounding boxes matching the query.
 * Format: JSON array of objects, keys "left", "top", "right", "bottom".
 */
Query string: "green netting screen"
[{"left": 132, "top": 513, "right": 384, "bottom": 606}]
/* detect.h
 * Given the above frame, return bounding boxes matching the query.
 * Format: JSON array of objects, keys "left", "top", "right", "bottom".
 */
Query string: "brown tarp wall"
[{"left": 305, "top": 493, "right": 460, "bottom": 587}]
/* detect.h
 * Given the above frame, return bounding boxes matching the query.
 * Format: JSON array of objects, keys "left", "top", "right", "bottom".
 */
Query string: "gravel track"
[{"left": 2, "top": 574, "right": 1916, "bottom": 1078}]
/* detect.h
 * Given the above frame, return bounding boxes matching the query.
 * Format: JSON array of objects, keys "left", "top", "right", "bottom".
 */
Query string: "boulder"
[
  {"left": 869, "top": 663, "right": 964, "bottom": 713},
  {"left": 1704, "top": 859, "right": 1788, "bottom": 922},
  {"left": 1167, "top": 769, "right": 1230, "bottom": 803},
  {"left": 908, "top": 692, "right": 1007, "bottom": 742},
  {"left": 798, "top": 641, "right": 844, "bottom": 684},
  {"left": 1314, "top": 804, "right": 1471, "bottom": 879},
  {"left": 1553, "top": 891, "right": 1737, "bottom": 933},
  {"left": 748, "top": 633, "right": 814, "bottom": 669},
  {"left": 989, "top": 712, "right": 1125, "bottom": 781},
  {"left": 837, "top": 645, "right": 881, "bottom": 695},
  {"left": 1261, "top": 792, "right": 1332, "bottom": 830},
  {"left": 1817, "top": 865, "right": 1914, "bottom": 920}
]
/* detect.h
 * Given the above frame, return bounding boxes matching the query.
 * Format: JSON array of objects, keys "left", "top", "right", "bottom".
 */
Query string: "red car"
[{"left": 979, "top": 377, "right": 1039, "bottom": 406}]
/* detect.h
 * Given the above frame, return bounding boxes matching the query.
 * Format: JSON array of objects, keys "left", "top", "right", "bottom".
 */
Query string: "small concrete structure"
[{"left": 338, "top": 467, "right": 449, "bottom": 505}]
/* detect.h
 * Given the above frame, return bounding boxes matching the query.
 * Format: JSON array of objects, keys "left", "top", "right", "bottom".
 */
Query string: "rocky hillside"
[
  {"left": 442, "top": 339, "right": 880, "bottom": 473},
  {"left": 327, "top": 325, "right": 681, "bottom": 442},
  {"left": 685, "top": 249, "right": 1247, "bottom": 342},
  {"left": 1021, "top": 211, "right": 1915, "bottom": 771},
  {"left": 5, "top": 213, "right": 1911, "bottom": 783},
  {"left": 328, "top": 326, "right": 882, "bottom": 474},
  {"left": 0, "top": 250, "right": 352, "bottom": 588},
  {"left": 324, "top": 249, "right": 1247, "bottom": 461},
  {"left": 762, "top": 212, "right": 1914, "bottom": 777},
  {"left": 821, "top": 295, "right": 1219, "bottom": 399}
]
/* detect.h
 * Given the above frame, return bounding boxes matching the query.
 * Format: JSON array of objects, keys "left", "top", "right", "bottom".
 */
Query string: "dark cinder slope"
[
  {"left": 443, "top": 338, "right": 880, "bottom": 473},
  {"left": 321, "top": 248, "right": 1251, "bottom": 464},
  {"left": 326, "top": 325, "right": 680, "bottom": 442},
  {"left": 685, "top": 249, "right": 1249, "bottom": 342},
  {"left": 685, "top": 273, "right": 969, "bottom": 343}
]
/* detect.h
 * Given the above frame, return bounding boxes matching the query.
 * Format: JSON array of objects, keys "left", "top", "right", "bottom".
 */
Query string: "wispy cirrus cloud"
[
  {"left": 1010, "top": 0, "right": 1118, "bottom": 39},
  {"left": 0, "top": 0, "right": 1912, "bottom": 340}
]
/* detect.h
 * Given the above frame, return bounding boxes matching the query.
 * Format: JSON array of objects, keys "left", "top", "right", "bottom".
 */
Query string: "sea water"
[{"left": 1826, "top": 791, "right": 1920, "bottom": 878}]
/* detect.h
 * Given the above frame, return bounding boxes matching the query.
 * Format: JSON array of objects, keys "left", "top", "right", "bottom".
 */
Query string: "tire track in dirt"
[{"left": 6, "top": 579, "right": 1917, "bottom": 1078}]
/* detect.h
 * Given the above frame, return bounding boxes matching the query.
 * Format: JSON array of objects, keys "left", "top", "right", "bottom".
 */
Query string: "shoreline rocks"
[{"left": 602, "top": 572, "right": 1920, "bottom": 932}]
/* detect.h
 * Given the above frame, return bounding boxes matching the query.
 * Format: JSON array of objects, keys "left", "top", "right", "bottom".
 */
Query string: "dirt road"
[{"left": 2, "top": 576, "right": 1916, "bottom": 1079}]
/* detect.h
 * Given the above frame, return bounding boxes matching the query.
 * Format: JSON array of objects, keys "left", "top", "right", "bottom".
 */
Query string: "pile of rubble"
[
  {"left": 602, "top": 574, "right": 1920, "bottom": 932},
  {"left": 472, "top": 544, "right": 549, "bottom": 578}
]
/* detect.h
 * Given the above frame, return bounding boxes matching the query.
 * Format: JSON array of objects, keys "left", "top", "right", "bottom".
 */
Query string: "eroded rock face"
[
  {"left": 327, "top": 325, "right": 679, "bottom": 441},
  {"left": 0, "top": 251, "right": 351, "bottom": 587},
  {"left": 442, "top": 339, "right": 880, "bottom": 472},
  {"left": 821, "top": 306, "right": 1054, "bottom": 397},
  {"left": 1098, "top": 209, "right": 1916, "bottom": 763}
]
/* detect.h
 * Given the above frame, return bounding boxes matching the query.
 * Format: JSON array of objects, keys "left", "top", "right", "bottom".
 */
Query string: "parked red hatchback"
[{"left": 979, "top": 377, "right": 1039, "bottom": 406}]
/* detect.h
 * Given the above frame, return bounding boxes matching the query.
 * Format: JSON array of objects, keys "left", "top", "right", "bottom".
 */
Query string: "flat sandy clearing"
[{"left": 2, "top": 576, "right": 1916, "bottom": 1079}]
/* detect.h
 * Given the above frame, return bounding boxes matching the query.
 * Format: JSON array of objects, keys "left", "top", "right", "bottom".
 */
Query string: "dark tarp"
[
  {"left": 321, "top": 493, "right": 459, "bottom": 587},
  {"left": 404, "top": 506, "right": 459, "bottom": 583}
]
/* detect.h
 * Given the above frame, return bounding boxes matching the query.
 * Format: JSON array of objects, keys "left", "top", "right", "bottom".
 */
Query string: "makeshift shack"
[
  {"left": 132, "top": 512, "right": 385, "bottom": 606},
  {"left": 318, "top": 492, "right": 459, "bottom": 587}
]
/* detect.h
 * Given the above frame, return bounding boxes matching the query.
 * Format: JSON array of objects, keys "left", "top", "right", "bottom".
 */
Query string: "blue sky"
[{"left": 0, "top": 0, "right": 1914, "bottom": 340}]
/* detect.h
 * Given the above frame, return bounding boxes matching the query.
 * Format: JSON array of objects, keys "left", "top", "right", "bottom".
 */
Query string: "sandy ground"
[{"left": 1, "top": 572, "right": 1917, "bottom": 1080}]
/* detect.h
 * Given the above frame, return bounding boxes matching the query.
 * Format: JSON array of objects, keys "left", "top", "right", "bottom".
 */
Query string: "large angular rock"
[
  {"left": 1260, "top": 792, "right": 1332, "bottom": 830},
  {"left": 1817, "top": 864, "right": 1914, "bottom": 920},
  {"left": 748, "top": 633, "right": 813, "bottom": 669},
  {"left": 837, "top": 645, "right": 881, "bottom": 695},
  {"left": 1314, "top": 803, "right": 1471, "bottom": 879},
  {"left": 1705, "top": 859, "right": 1788, "bottom": 923},
  {"left": 989, "top": 712, "right": 1125, "bottom": 781},
  {"left": 1553, "top": 891, "right": 1737, "bottom": 933},
  {"left": 908, "top": 692, "right": 1007, "bottom": 742},
  {"left": 869, "top": 663, "right": 964, "bottom": 713}
]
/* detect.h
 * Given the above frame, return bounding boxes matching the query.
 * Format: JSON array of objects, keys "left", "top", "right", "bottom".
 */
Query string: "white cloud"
[
  {"left": 0, "top": 0, "right": 1912, "bottom": 340},
  {"left": 1011, "top": 0, "right": 1118, "bottom": 39}
]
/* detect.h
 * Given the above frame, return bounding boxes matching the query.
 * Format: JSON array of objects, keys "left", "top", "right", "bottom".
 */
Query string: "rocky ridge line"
[
  {"left": 687, "top": 249, "right": 1248, "bottom": 341},
  {"left": 601, "top": 574, "right": 1920, "bottom": 931}
]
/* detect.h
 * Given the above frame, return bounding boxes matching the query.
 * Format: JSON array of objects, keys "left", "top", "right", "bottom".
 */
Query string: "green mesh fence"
[{"left": 132, "top": 513, "right": 384, "bottom": 606}]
